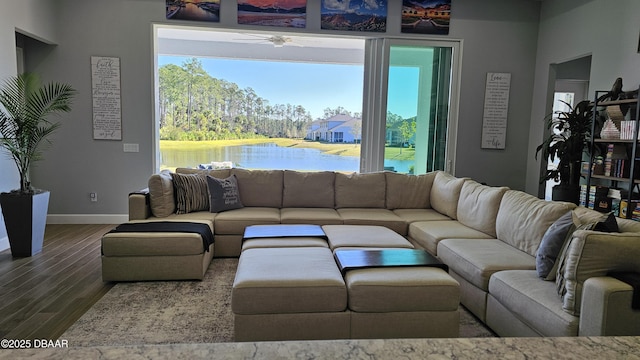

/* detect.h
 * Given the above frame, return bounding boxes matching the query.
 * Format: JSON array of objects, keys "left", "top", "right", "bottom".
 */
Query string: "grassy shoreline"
[{"left": 159, "top": 139, "right": 414, "bottom": 161}]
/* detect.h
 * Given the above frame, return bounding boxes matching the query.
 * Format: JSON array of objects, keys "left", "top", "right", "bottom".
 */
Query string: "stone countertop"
[{"left": 3, "top": 336, "right": 639, "bottom": 359}]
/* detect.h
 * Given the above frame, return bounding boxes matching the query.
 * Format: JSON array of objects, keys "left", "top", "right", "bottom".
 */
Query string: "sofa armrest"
[
  {"left": 129, "top": 188, "right": 151, "bottom": 221},
  {"left": 579, "top": 276, "right": 640, "bottom": 336}
]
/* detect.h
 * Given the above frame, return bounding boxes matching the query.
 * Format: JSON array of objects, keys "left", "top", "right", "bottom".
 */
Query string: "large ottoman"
[
  {"left": 232, "top": 247, "right": 349, "bottom": 341},
  {"left": 346, "top": 266, "right": 461, "bottom": 338},
  {"left": 101, "top": 221, "right": 214, "bottom": 281}
]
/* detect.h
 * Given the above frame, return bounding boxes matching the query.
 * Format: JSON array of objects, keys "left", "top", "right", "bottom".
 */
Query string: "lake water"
[{"left": 160, "top": 143, "right": 413, "bottom": 173}]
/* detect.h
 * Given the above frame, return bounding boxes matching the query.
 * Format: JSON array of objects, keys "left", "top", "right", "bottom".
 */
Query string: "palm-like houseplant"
[
  {"left": 0, "top": 73, "right": 75, "bottom": 257},
  {"left": 535, "top": 99, "right": 593, "bottom": 204}
]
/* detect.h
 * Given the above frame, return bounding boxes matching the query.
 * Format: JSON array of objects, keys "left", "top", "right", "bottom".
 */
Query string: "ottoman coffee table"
[
  {"left": 241, "top": 224, "right": 330, "bottom": 251},
  {"left": 335, "top": 248, "right": 460, "bottom": 339}
]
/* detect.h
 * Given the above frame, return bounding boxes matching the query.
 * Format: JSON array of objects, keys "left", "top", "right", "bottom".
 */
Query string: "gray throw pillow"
[
  {"left": 207, "top": 175, "right": 243, "bottom": 213},
  {"left": 536, "top": 211, "right": 575, "bottom": 279}
]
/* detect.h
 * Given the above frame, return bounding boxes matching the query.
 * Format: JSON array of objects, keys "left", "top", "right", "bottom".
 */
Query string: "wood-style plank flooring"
[{"left": 0, "top": 224, "right": 115, "bottom": 341}]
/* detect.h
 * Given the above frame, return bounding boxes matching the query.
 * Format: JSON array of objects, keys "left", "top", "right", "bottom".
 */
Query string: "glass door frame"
[{"left": 360, "top": 38, "right": 462, "bottom": 174}]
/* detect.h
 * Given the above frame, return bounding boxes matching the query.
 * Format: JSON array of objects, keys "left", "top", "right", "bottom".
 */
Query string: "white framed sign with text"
[
  {"left": 481, "top": 72, "right": 511, "bottom": 149},
  {"left": 91, "top": 56, "right": 122, "bottom": 140}
]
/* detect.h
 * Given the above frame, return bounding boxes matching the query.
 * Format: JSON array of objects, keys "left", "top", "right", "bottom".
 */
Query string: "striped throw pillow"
[{"left": 171, "top": 172, "right": 209, "bottom": 214}]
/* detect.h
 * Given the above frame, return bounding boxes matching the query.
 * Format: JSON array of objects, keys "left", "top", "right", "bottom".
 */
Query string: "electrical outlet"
[{"left": 90, "top": 192, "right": 98, "bottom": 202}]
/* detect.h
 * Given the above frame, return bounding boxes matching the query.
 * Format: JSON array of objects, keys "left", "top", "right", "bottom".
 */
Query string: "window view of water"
[{"left": 160, "top": 143, "right": 413, "bottom": 173}]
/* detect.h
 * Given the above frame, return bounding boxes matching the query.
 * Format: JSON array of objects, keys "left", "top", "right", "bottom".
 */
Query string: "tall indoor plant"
[
  {"left": 535, "top": 99, "right": 593, "bottom": 204},
  {"left": 0, "top": 73, "right": 75, "bottom": 257}
]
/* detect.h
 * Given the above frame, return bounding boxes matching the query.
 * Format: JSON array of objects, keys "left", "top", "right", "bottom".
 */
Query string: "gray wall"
[
  {"left": 0, "top": 0, "right": 58, "bottom": 248},
  {"left": 525, "top": 0, "right": 640, "bottom": 195},
  {"left": 5, "top": 0, "right": 596, "bottom": 227}
]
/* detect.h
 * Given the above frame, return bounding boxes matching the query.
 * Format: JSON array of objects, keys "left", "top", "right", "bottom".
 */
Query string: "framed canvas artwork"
[
  {"left": 321, "top": 0, "right": 387, "bottom": 32},
  {"left": 237, "top": 0, "right": 307, "bottom": 28},
  {"left": 401, "top": 0, "right": 451, "bottom": 35},
  {"left": 166, "top": 1, "right": 220, "bottom": 22}
]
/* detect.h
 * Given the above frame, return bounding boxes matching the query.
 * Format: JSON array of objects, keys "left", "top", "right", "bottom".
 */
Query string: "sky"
[{"left": 158, "top": 55, "right": 418, "bottom": 120}]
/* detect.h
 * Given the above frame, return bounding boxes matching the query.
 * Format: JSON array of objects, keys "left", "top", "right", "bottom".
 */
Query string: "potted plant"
[
  {"left": 0, "top": 73, "right": 75, "bottom": 257},
  {"left": 535, "top": 99, "right": 593, "bottom": 204}
]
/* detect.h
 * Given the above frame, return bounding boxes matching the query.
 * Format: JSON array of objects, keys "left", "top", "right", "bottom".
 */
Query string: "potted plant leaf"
[
  {"left": 0, "top": 73, "right": 75, "bottom": 257},
  {"left": 535, "top": 99, "right": 593, "bottom": 204}
]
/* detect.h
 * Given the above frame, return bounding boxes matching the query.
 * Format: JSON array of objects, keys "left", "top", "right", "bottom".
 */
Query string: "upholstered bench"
[
  {"left": 232, "top": 247, "right": 349, "bottom": 341},
  {"left": 346, "top": 266, "right": 460, "bottom": 338},
  {"left": 101, "top": 220, "right": 215, "bottom": 281}
]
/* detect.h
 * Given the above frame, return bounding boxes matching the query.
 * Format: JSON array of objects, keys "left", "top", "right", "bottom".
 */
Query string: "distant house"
[{"left": 306, "top": 114, "right": 361, "bottom": 143}]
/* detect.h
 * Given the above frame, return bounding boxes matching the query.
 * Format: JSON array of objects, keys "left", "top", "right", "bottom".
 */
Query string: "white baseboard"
[
  {"left": 0, "top": 236, "right": 8, "bottom": 252},
  {"left": 47, "top": 214, "right": 128, "bottom": 224}
]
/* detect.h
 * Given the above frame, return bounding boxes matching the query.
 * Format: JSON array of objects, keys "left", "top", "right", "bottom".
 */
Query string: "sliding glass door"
[{"left": 362, "top": 39, "right": 460, "bottom": 175}]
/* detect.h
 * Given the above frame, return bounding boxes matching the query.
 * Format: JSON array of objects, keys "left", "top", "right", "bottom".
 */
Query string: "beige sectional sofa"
[{"left": 112, "top": 167, "right": 640, "bottom": 338}]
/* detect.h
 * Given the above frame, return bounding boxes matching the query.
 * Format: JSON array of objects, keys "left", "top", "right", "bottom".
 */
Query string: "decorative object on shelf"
[
  {"left": 600, "top": 118, "right": 621, "bottom": 139},
  {"left": 535, "top": 100, "right": 594, "bottom": 204},
  {"left": 596, "top": 77, "right": 624, "bottom": 103},
  {"left": 0, "top": 73, "right": 75, "bottom": 257}
]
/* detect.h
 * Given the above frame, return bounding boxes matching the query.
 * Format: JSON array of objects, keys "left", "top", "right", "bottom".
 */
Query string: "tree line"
[{"left": 159, "top": 58, "right": 353, "bottom": 141}]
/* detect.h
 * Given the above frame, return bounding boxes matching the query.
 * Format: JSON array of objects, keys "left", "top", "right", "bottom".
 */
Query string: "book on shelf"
[
  {"left": 620, "top": 120, "right": 640, "bottom": 140},
  {"left": 620, "top": 200, "right": 640, "bottom": 220},
  {"left": 603, "top": 143, "right": 628, "bottom": 177}
]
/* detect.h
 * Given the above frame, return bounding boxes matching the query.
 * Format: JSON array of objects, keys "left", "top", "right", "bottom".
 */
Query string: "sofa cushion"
[
  {"left": 408, "top": 220, "right": 492, "bottom": 256},
  {"left": 430, "top": 171, "right": 466, "bottom": 219},
  {"left": 536, "top": 210, "right": 576, "bottom": 279},
  {"left": 385, "top": 171, "right": 435, "bottom": 209},
  {"left": 148, "top": 170, "right": 175, "bottom": 218},
  {"left": 392, "top": 208, "right": 452, "bottom": 223},
  {"left": 231, "top": 168, "right": 283, "bottom": 208},
  {"left": 456, "top": 180, "right": 508, "bottom": 237},
  {"left": 438, "top": 239, "right": 536, "bottom": 291},
  {"left": 495, "top": 190, "right": 576, "bottom": 256},
  {"left": 171, "top": 172, "right": 209, "bottom": 214},
  {"left": 280, "top": 208, "right": 343, "bottom": 225},
  {"left": 213, "top": 207, "right": 280, "bottom": 235},
  {"left": 282, "top": 170, "right": 335, "bottom": 208},
  {"left": 335, "top": 208, "right": 407, "bottom": 235},
  {"left": 488, "top": 270, "right": 579, "bottom": 337},
  {"left": 335, "top": 172, "right": 386, "bottom": 208},
  {"left": 555, "top": 222, "right": 637, "bottom": 316}
]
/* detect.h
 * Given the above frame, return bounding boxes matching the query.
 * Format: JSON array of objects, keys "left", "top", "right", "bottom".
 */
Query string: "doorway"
[{"left": 542, "top": 55, "right": 591, "bottom": 200}]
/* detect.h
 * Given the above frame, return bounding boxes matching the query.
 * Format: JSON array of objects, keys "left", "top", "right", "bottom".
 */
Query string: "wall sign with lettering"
[
  {"left": 481, "top": 72, "right": 511, "bottom": 149},
  {"left": 91, "top": 56, "right": 122, "bottom": 140}
]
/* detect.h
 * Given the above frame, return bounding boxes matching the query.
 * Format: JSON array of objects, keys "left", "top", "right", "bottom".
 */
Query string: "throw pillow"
[
  {"left": 555, "top": 212, "right": 620, "bottom": 314},
  {"left": 148, "top": 169, "right": 175, "bottom": 218},
  {"left": 536, "top": 211, "right": 576, "bottom": 279},
  {"left": 171, "top": 172, "right": 209, "bottom": 214},
  {"left": 206, "top": 175, "right": 243, "bottom": 213}
]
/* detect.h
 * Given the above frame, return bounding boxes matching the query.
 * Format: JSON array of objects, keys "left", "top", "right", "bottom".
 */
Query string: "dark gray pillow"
[
  {"left": 536, "top": 211, "right": 575, "bottom": 279},
  {"left": 206, "top": 175, "right": 243, "bottom": 213}
]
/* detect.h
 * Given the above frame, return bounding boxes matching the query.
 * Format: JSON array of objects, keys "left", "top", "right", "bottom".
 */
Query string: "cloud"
[
  {"left": 363, "top": 0, "right": 379, "bottom": 10},
  {"left": 323, "top": 0, "right": 350, "bottom": 12}
]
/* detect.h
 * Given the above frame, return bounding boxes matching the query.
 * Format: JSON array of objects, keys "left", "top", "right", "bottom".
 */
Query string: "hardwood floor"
[{"left": 0, "top": 224, "right": 115, "bottom": 341}]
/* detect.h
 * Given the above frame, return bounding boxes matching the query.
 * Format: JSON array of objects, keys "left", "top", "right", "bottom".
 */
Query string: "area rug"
[{"left": 62, "top": 258, "right": 494, "bottom": 346}]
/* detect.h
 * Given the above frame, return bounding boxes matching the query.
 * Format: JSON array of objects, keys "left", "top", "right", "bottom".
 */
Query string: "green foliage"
[
  {"left": 0, "top": 73, "right": 75, "bottom": 193},
  {"left": 159, "top": 58, "right": 316, "bottom": 140}
]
